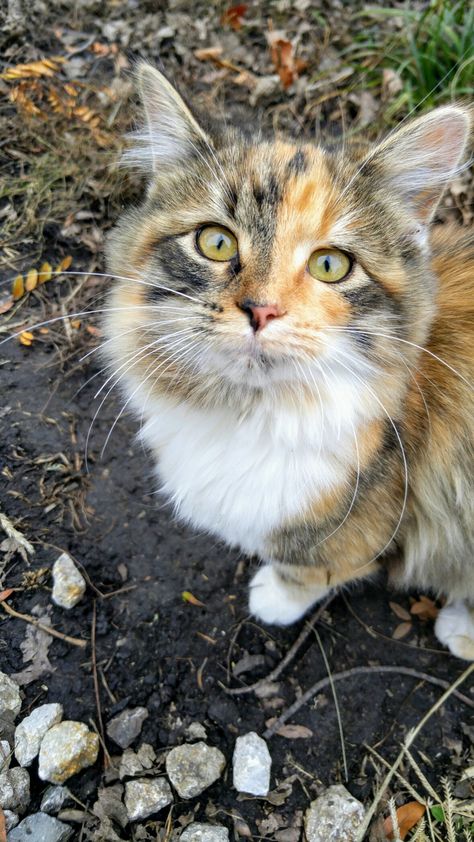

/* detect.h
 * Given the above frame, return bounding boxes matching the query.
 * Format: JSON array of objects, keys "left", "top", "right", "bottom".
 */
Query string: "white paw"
[
  {"left": 435, "top": 600, "right": 474, "bottom": 661},
  {"left": 249, "top": 565, "right": 328, "bottom": 626}
]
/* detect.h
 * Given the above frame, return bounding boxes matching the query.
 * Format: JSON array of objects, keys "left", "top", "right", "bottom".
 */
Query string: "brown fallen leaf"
[
  {"left": 410, "top": 595, "right": 439, "bottom": 621},
  {"left": 195, "top": 46, "right": 224, "bottom": 62},
  {"left": 38, "top": 261, "right": 53, "bottom": 283},
  {"left": 0, "top": 807, "right": 6, "bottom": 842},
  {"left": 25, "top": 268, "right": 38, "bottom": 292},
  {"left": 19, "top": 331, "right": 34, "bottom": 347},
  {"left": 0, "top": 297, "right": 14, "bottom": 314},
  {"left": 392, "top": 621, "right": 413, "bottom": 640},
  {"left": 0, "top": 589, "right": 14, "bottom": 603},
  {"left": 221, "top": 4, "right": 248, "bottom": 31},
  {"left": 12, "top": 275, "right": 24, "bottom": 300},
  {"left": 265, "top": 719, "right": 313, "bottom": 739},
  {"left": 384, "top": 801, "right": 426, "bottom": 840},
  {"left": 389, "top": 601, "right": 411, "bottom": 621},
  {"left": 267, "top": 28, "right": 307, "bottom": 89},
  {"left": 182, "top": 590, "right": 205, "bottom": 607}
]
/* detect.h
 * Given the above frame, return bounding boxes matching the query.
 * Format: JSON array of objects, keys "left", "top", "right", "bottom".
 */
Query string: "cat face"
[{"left": 104, "top": 64, "right": 469, "bottom": 404}]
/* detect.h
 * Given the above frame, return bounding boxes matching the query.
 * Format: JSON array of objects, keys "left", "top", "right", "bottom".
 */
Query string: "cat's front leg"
[
  {"left": 435, "top": 600, "right": 474, "bottom": 661},
  {"left": 249, "top": 564, "right": 330, "bottom": 626}
]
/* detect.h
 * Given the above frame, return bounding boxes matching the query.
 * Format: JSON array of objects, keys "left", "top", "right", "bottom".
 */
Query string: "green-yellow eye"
[
  {"left": 308, "top": 248, "right": 351, "bottom": 283},
  {"left": 196, "top": 225, "right": 238, "bottom": 262}
]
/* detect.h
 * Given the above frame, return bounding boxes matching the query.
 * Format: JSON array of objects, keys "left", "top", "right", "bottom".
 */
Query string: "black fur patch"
[
  {"left": 286, "top": 149, "right": 308, "bottom": 176},
  {"left": 154, "top": 240, "right": 214, "bottom": 294}
]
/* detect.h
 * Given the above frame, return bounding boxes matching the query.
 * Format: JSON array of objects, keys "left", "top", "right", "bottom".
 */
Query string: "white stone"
[
  {"left": 4, "top": 809, "right": 19, "bottom": 831},
  {"left": 232, "top": 732, "right": 271, "bottom": 796},
  {"left": 15, "top": 703, "right": 63, "bottom": 766},
  {"left": 51, "top": 552, "right": 86, "bottom": 609},
  {"left": 180, "top": 823, "right": 230, "bottom": 841},
  {"left": 106, "top": 706, "right": 148, "bottom": 749},
  {"left": 305, "top": 785, "right": 365, "bottom": 842},
  {"left": 0, "top": 671, "right": 21, "bottom": 718},
  {"left": 166, "top": 742, "right": 226, "bottom": 799},
  {"left": 0, "top": 767, "right": 30, "bottom": 812},
  {"left": 7, "top": 811, "right": 73, "bottom": 841},
  {"left": 38, "top": 721, "right": 99, "bottom": 784},
  {"left": 0, "top": 739, "right": 12, "bottom": 772},
  {"left": 124, "top": 777, "right": 173, "bottom": 822}
]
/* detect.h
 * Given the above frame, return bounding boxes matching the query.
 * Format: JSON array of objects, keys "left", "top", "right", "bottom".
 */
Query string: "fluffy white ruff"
[
  {"left": 435, "top": 600, "right": 474, "bottom": 660},
  {"left": 249, "top": 565, "right": 329, "bottom": 625},
  {"left": 139, "top": 357, "right": 375, "bottom": 559}
]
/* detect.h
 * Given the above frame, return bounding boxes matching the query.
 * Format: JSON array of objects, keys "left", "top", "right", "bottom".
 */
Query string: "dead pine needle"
[
  {"left": 0, "top": 600, "right": 86, "bottom": 648},
  {"left": 91, "top": 600, "right": 110, "bottom": 768},
  {"left": 314, "top": 628, "right": 348, "bottom": 782}
]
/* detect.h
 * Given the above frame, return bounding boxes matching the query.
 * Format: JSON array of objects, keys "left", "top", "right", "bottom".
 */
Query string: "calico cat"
[{"left": 104, "top": 63, "right": 474, "bottom": 659}]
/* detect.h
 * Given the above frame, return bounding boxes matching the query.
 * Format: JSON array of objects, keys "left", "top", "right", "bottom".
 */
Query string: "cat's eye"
[
  {"left": 308, "top": 248, "right": 351, "bottom": 283},
  {"left": 196, "top": 225, "right": 238, "bottom": 262}
]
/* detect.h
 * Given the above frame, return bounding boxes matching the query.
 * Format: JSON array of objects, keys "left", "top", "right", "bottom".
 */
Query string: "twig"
[
  {"left": 356, "top": 662, "right": 474, "bottom": 841},
  {"left": 0, "top": 601, "right": 86, "bottom": 648},
  {"left": 91, "top": 600, "right": 110, "bottom": 767},
  {"left": 314, "top": 628, "right": 348, "bottom": 782},
  {"left": 225, "top": 595, "right": 336, "bottom": 695},
  {"left": 0, "top": 510, "right": 35, "bottom": 561},
  {"left": 263, "top": 664, "right": 474, "bottom": 739}
]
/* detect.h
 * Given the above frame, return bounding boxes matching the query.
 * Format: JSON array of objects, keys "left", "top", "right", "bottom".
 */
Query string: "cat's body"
[{"left": 104, "top": 64, "right": 474, "bottom": 658}]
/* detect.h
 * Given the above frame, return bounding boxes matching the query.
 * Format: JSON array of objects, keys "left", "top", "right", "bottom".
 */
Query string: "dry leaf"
[
  {"left": 267, "top": 29, "right": 307, "bottom": 89},
  {"left": 59, "top": 255, "right": 73, "bottom": 271},
  {"left": 384, "top": 801, "right": 426, "bottom": 840},
  {"left": 1, "top": 56, "right": 65, "bottom": 81},
  {"left": 0, "top": 589, "right": 14, "bottom": 603},
  {"left": 10, "top": 605, "right": 54, "bottom": 686},
  {"left": 19, "top": 331, "right": 34, "bottom": 346},
  {"left": 410, "top": 595, "right": 439, "bottom": 621},
  {"left": 0, "top": 297, "right": 14, "bottom": 315},
  {"left": 25, "top": 268, "right": 38, "bottom": 292},
  {"left": 182, "top": 590, "right": 205, "bottom": 607},
  {"left": 38, "top": 261, "right": 52, "bottom": 283},
  {"left": 221, "top": 4, "right": 248, "bottom": 30},
  {"left": 195, "top": 47, "right": 224, "bottom": 62},
  {"left": 389, "top": 601, "right": 411, "bottom": 621},
  {"left": 274, "top": 723, "right": 313, "bottom": 739},
  {"left": 86, "top": 325, "right": 101, "bottom": 337},
  {"left": 12, "top": 275, "right": 24, "bottom": 300},
  {"left": 392, "top": 621, "right": 412, "bottom": 640}
]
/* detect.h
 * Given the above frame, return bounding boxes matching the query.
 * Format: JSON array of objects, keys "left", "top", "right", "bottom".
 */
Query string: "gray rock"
[
  {"left": 232, "top": 732, "right": 271, "bottom": 796},
  {"left": 305, "top": 785, "right": 365, "bottom": 842},
  {"left": 93, "top": 784, "right": 128, "bottom": 829},
  {"left": 166, "top": 742, "right": 226, "bottom": 799},
  {"left": 40, "top": 785, "right": 72, "bottom": 815},
  {"left": 15, "top": 703, "right": 63, "bottom": 766},
  {"left": 38, "top": 721, "right": 99, "bottom": 784},
  {"left": 0, "top": 739, "right": 12, "bottom": 772},
  {"left": 106, "top": 706, "right": 148, "bottom": 749},
  {"left": 4, "top": 810, "right": 19, "bottom": 832},
  {"left": 0, "top": 767, "right": 30, "bottom": 813},
  {"left": 180, "top": 823, "right": 230, "bottom": 841},
  {"left": 51, "top": 552, "right": 86, "bottom": 609},
  {"left": 119, "top": 743, "right": 156, "bottom": 779},
  {"left": 185, "top": 721, "right": 207, "bottom": 741},
  {"left": 8, "top": 811, "right": 73, "bottom": 841},
  {"left": 124, "top": 777, "right": 173, "bottom": 822},
  {"left": 0, "top": 672, "right": 21, "bottom": 718}
]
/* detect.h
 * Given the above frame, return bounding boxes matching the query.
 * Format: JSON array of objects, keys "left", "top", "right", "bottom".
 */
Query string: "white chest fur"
[{"left": 139, "top": 382, "right": 366, "bottom": 559}]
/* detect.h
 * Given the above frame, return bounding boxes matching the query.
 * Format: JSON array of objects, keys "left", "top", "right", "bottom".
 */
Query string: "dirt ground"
[{"left": 1, "top": 1, "right": 473, "bottom": 840}]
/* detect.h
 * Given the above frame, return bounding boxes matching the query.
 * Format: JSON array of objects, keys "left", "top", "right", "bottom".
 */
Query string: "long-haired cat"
[{"left": 104, "top": 63, "right": 473, "bottom": 660}]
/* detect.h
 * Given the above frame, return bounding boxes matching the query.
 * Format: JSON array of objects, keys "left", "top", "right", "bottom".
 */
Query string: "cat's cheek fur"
[
  {"left": 249, "top": 565, "right": 330, "bottom": 625},
  {"left": 435, "top": 601, "right": 474, "bottom": 661}
]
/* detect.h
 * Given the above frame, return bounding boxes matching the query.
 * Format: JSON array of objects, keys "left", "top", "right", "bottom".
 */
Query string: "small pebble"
[
  {"left": 0, "top": 671, "right": 21, "bottom": 719},
  {"left": 0, "top": 767, "right": 30, "bottom": 813},
  {"left": 38, "top": 721, "right": 99, "bottom": 784},
  {"left": 40, "top": 785, "right": 72, "bottom": 815},
  {"left": 232, "top": 732, "right": 271, "bottom": 796},
  {"left": 124, "top": 777, "right": 173, "bottom": 822},
  {"left": 180, "top": 823, "right": 230, "bottom": 841},
  {"left": 166, "top": 742, "right": 226, "bottom": 799},
  {"left": 51, "top": 552, "right": 86, "bottom": 609},
  {"left": 8, "top": 811, "right": 73, "bottom": 841},
  {"left": 4, "top": 810, "right": 19, "bottom": 832},
  {"left": 0, "top": 739, "right": 12, "bottom": 772},
  {"left": 305, "top": 784, "right": 365, "bottom": 842},
  {"left": 15, "top": 703, "right": 63, "bottom": 766},
  {"left": 119, "top": 743, "right": 156, "bottom": 779},
  {"left": 106, "top": 706, "right": 148, "bottom": 749},
  {"left": 185, "top": 721, "right": 207, "bottom": 741}
]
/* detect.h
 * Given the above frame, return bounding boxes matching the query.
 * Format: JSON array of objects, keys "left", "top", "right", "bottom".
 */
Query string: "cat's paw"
[
  {"left": 435, "top": 600, "right": 474, "bottom": 660},
  {"left": 249, "top": 565, "right": 328, "bottom": 626}
]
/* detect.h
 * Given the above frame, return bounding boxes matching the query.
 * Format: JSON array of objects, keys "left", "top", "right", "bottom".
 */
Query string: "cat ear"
[
  {"left": 369, "top": 106, "right": 471, "bottom": 224},
  {"left": 125, "top": 62, "right": 211, "bottom": 172}
]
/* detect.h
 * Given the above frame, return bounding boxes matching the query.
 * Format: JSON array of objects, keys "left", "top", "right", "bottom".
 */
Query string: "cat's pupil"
[
  {"left": 324, "top": 256, "right": 331, "bottom": 273},
  {"left": 216, "top": 236, "right": 224, "bottom": 250}
]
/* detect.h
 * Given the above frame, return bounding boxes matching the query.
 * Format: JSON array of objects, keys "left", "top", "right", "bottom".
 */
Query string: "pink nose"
[{"left": 239, "top": 301, "right": 283, "bottom": 332}]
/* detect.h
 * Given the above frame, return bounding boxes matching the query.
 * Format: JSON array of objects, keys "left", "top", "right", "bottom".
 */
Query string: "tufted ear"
[
  {"left": 369, "top": 105, "right": 471, "bottom": 225},
  {"left": 124, "top": 62, "right": 211, "bottom": 172}
]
